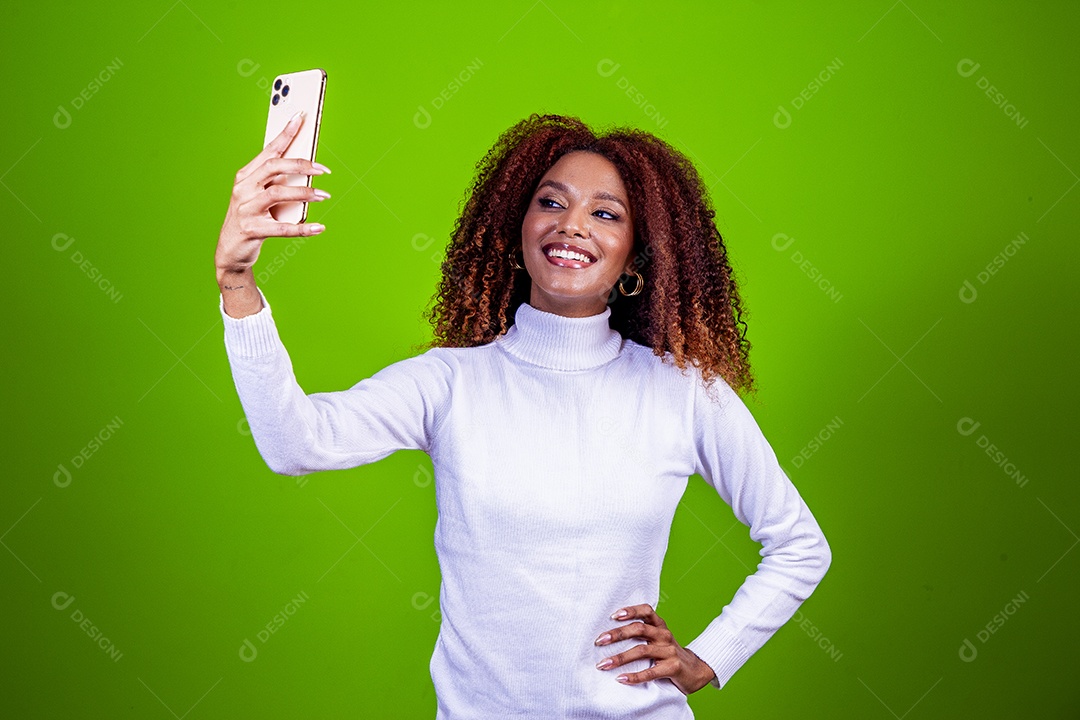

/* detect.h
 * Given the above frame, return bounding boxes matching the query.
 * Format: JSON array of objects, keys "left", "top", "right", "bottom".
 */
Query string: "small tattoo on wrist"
[{"left": 223, "top": 284, "right": 245, "bottom": 290}]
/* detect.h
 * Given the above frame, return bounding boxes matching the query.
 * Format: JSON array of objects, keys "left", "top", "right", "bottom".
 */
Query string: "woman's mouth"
[{"left": 542, "top": 242, "right": 597, "bottom": 269}]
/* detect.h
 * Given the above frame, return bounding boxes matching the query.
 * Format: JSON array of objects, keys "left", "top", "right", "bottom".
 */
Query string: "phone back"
[{"left": 263, "top": 68, "right": 326, "bottom": 224}]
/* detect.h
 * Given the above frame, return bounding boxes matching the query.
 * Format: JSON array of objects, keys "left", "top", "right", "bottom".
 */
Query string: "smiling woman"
[
  {"left": 426, "top": 114, "right": 758, "bottom": 399},
  {"left": 215, "top": 112, "right": 831, "bottom": 719}
]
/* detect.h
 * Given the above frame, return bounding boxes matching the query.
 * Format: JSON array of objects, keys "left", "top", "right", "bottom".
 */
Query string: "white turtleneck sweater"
[{"left": 220, "top": 290, "right": 831, "bottom": 719}]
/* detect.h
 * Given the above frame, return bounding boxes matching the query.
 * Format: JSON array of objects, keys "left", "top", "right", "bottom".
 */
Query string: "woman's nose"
[{"left": 557, "top": 204, "right": 589, "bottom": 237}]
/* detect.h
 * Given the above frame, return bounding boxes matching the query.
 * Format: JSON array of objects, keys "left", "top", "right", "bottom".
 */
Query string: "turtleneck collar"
[{"left": 496, "top": 302, "right": 624, "bottom": 371}]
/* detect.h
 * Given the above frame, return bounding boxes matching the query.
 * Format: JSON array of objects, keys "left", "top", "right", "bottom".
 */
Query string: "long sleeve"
[
  {"left": 220, "top": 289, "right": 453, "bottom": 475},
  {"left": 683, "top": 377, "right": 831, "bottom": 689}
]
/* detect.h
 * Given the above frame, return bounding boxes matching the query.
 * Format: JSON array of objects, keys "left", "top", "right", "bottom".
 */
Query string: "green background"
[{"left": 4, "top": 1, "right": 1078, "bottom": 717}]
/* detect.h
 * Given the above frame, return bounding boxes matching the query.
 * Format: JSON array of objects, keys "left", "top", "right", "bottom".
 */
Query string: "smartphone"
[{"left": 262, "top": 68, "right": 326, "bottom": 224}]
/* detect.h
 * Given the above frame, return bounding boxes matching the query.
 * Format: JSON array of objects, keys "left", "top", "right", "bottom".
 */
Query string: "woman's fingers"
[
  {"left": 595, "top": 604, "right": 673, "bottom": 648},
  {"left": 611, "top": 604, "right": 667, "bottom": 627},
  {"left": 242, "top": 217, "right": 327, "bottom": 240},
  {"left": 234, "top": 111, "right": 305, "bottom": 185},
  {"left": 245, "top": 156, "right": 331, "bottom": 196},
  {"left": 611, "top": 658, "right": 680, "bottom": 685},
  {"left": 594, "top": 620, "right": 668, "bottom": 647},
  {"left": 227, "top": 160, "right": 331, "bottom": 241},
  {"left": 595, "top": 639, "right": 675, "bottom": 670},
  {"left": 593, "top": 604, "right": 716, "bottom": 694},
  {"left": 247, "top": 183, "right": 331, "bottom": 217}
]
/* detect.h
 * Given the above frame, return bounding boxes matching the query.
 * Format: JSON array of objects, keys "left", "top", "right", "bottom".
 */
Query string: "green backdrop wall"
[{"left": 4, "top": 1, "right": 1078, "bottom": 717}]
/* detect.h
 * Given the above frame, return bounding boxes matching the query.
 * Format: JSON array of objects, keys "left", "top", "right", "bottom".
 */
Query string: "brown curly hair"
[{"left": 417, "top": 113, "right": 755, "bottom": 398}]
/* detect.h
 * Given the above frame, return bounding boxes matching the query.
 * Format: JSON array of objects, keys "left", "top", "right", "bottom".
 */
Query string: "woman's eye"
[{"left": 536, "top": 197, "right": 618, "bottom": 221}]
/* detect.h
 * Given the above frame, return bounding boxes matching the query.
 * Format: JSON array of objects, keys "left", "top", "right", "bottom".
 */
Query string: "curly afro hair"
[{"left": 419, "top": 113, "right": 755, "bottom": 398}]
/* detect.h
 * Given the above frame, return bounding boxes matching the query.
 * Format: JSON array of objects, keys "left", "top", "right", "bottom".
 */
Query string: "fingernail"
[
  {"left": 616, "top": 675, "right": 629, "bottom": 684},
  {"left": 312, "top": 162, "right": 332, "bottom": 175},
  {"left": 611, "top": 610, "right": 628, "bottom": 620},
  {"left": 288, "top": 110, "right": 304, "bottom": 127},
  {"left": 594, "top": 633, "right": 611, "bottom": 646},
  {"left": 596, "top": 658, "right": 613, "bottom": 670},
  {"left": 307, "top": 223, "right": 325, "bottom": 234},
  {"left": 313, "top": 189, "right": 331, "bottom": 200}
]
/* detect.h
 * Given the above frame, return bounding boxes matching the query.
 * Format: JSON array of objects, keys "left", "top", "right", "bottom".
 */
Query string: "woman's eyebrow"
[{"left": 536, "top": 179, "right": 628, "bottom": 212}]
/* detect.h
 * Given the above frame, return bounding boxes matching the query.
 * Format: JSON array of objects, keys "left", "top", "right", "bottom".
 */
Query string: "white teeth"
[{"left": 546, "top": 247, "right": 593, "bottom": 263}]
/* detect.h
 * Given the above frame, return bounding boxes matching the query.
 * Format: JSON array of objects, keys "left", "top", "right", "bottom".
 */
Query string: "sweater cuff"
[
  {"left": 685, "top": 622, "right": 753, "bottom": 690},
  {"left": 219, "top": 288, "right": 281, "bottom": 358}
]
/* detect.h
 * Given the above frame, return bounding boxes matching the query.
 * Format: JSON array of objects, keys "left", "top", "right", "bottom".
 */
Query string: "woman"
[{"left": 216, "top": 112, "right": 831, "bottom": 718}]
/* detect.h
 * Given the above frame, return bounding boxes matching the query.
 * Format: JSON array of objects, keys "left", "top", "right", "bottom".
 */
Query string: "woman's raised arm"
[{"left": 215, "top": 112, "right": 453, "bottom": 475}]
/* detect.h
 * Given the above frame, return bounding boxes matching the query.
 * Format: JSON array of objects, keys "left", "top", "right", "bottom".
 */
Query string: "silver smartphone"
[{"left": 262, "top": 68, "right": 326, "bottom": 224}]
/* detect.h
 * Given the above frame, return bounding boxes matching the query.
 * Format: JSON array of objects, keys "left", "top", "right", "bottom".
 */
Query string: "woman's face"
[{"left": 520, "top": 151, "right": 636, "bottom": 318}]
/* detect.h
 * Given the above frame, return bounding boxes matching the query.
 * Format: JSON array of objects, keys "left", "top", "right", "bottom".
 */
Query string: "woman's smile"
[{"left": 543, "top": 241, "right": 598, "bottom": 268}]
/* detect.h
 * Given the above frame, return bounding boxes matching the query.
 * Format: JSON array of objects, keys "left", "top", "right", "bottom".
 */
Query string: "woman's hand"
[
  {"left": 216, "top": 110, "right": 331, "bottom": 277},
  {"left": 215, "top": 110, "right": 331, "bottom": 317},
  {"left": 594, "top": 603, "right": 716, "bottom": 695}
]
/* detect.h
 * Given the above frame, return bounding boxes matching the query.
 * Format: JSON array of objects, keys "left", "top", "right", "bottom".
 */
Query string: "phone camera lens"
[
  {"left": 272, "top": 94, "right": 279, "bottom": 105},
  {"left": 274, "top": 78, "right": 282, "bottom": 91},
  {"left": 282, "top": 85, "right": 290, "bottom": 97}
]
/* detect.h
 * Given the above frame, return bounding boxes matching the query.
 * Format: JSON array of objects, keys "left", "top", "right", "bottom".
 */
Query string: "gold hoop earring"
[
  {"left": 618, "top": 268, "right": 644, "bottom": 296},
  {"left": 509, "top": 247, "right": 524, "bottom": 270}
]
